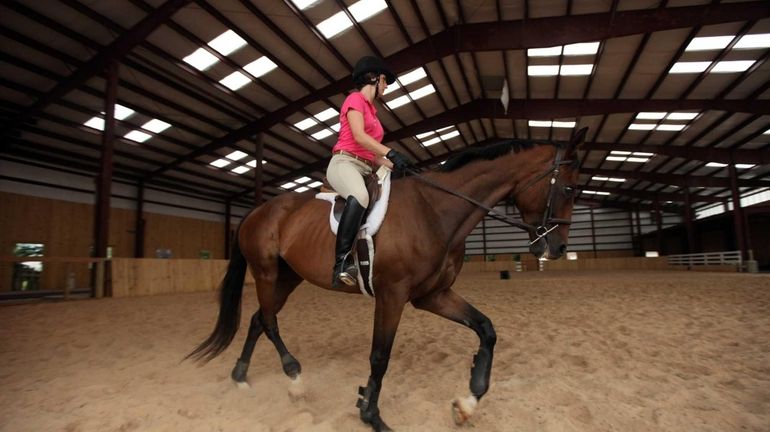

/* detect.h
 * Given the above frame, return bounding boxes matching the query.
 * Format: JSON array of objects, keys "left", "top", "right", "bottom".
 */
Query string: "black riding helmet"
[{"left": 352, "top": 56, "right": 396, "bottom": 85}]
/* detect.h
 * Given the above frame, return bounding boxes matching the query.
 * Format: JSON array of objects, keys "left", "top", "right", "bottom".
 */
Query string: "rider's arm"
[{"left": 347, "top": 110, "right": 392, "bottom": 157}]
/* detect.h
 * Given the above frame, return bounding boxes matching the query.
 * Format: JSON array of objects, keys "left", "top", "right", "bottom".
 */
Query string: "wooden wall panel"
[{"left": 0, "top": 192, "right": 226, "bottom": 292}]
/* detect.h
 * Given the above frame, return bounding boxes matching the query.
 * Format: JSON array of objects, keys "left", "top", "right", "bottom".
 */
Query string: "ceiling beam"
[
  {"left": 381, "top": 98, "right": 770, "bottom": 143},
  {"left": 582, "top": 141, "right": 770, "bottom": 165},
  {"left": 586, "top": 185, "right": 723, "bottom": 203},
  {"left": 149, "top": 1, "right": 768, "bottom": 179},
  {"left": 0, "top": 0, "right": 189, "bottom": 142},
  {"left": 581, "top": 168, "right": 770, "bottom": 189}
]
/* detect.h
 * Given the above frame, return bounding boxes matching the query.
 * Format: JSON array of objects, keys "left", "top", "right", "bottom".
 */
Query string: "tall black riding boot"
[{"left": 332, "top": 196, "right": 366, "bottom": 288}]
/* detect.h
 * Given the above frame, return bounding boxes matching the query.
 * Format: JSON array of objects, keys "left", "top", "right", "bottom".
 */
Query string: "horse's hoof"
[
  {"left": 288, "top": 375, "right": 306, "bottom": 401},
  {"left": 451, "top": 395, "right": 478, "bottom": 425}
]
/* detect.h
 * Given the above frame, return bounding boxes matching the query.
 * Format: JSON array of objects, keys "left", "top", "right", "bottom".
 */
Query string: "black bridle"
[{"left": 408, "top": 145, "right": 573, "bottom": 245}]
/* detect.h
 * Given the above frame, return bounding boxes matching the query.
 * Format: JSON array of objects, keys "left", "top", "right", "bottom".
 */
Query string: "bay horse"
[{"left": 188, "top": 128, "right": 586, "bottom": 431}]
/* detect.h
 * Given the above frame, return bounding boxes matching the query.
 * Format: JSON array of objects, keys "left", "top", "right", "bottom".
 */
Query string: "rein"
[{"left": 407, "top": 146, "right": 572, "bottom": 245}]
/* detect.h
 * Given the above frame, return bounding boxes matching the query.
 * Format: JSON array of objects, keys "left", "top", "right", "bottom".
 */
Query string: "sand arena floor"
[{"left": 1, "top": 270, "right": 769, "bottom": 432}]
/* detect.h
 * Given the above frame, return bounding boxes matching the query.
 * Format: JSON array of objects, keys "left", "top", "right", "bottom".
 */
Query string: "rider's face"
[{"left": 377, "top": 74, "right": 387, "bottom": 96}]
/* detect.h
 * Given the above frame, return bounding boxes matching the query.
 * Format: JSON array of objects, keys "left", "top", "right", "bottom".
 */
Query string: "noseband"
[{"left": 409, "top": 146, "right": 572, "bottom": 245}]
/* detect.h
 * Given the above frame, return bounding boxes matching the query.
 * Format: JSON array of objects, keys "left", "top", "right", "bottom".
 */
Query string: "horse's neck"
[{"left": 419, "top": 151, "right": 542, "bottom": 246}]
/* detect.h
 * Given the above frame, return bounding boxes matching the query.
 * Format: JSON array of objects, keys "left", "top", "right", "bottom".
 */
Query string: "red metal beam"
[{"left": 150, "top": 1, "right": 768, "bottom": 178}]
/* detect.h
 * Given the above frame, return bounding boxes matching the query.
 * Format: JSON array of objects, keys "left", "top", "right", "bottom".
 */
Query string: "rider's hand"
[{"left": 385, "top": 149, "right": 415, "bottom": 173}]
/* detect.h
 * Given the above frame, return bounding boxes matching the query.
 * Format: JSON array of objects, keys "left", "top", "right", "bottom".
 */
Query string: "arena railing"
[{"left": 666, "top": 251, "right": 742, "bottom": 269}]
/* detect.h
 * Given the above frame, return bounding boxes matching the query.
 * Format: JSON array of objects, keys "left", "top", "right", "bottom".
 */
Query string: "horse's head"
[{"left": 514, "top": 128, "right": 585, "bottom": 260}]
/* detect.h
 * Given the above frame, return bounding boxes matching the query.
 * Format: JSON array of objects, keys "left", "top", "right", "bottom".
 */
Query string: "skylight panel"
[
  {"left": 628, "top": 124, "right": 656, "bottom": 130},
  {"left": 633, "top": 152, "right": 655, "bottom": 157},
  {"left": 220, "top": 71, "right": 251, "bottom": 90},
  {"left": 626, "top": 157, "right": 650, "bottom": 163},
  {"left": 435, "top": 126, "right": 453, "bottom": 133},
  {"left": 552, "top": 121, "right": 576, "bottom": 128},
  {"left": 331, "top": 123, "right": 340, "bottom": 132},
  {"left": 656, "top": 124, "right": 686, "bottom": 131},
  {"left": 281, "top": 182, "right": 297, "bottom": 189},
  {"left": 706, "top": 162, "right": 727, "bottom": 168},
  {"left": 529, "top": 120, "right": 552, "bottom": 127},
  {"left": 114, "top": 104, "right": 135, "bottom": 120},
  {"left": 636, "top": 112, "right": 667, "bottom": 120},
  {"left": 226, "top": 150, "right": 248, "bottom": 161},
  {"left": 582, "top": 190, "right": 610, "bottom": 195},
  {"left": 142, "top": 119, "right": 171, "bottom": 133},
  {"left": 385, "top": 95, "right": 410, "bottom": 109},
  {"left": 246, "top": 159, "right": 267, "bottom": 167},
  {"left": 528, "top": 65, "right": 559, "bottom": 76},
  {"left": 685, "top": 35, "right": 734, "bottom": 51},
  {"left": 669, "top": 61, "right": 711, "bottom": 73},
  {"left": 124, "top": 130, "right": 151, "bottom": 143},
  {"left": 610, "top": 151, "right": 631, "bottom": 155},
  {"left": 317, "top": 11, "right": 354, "bottom": 38},
  {"left": 559, "top": 64, "right": 593, "bottom": 75},
  {"left": 764, "top": 128, "right": 770, "bottom": 135},
  {"left": 290, "top": 0, "right": 317, "bottom": 10},
  {"left": 527, "top": 46, "right": 562, "bottom": 57},
  {"left": 244, "top": 56, "right": 278, "bottom": 78},
  {"left": 84, "top": 117, "right": 104, "bottom": 131},
  {"left": 666, "top": 112, "right": 698, "bottom": 120},
  {"left": 422, "top": 136, "right": 441, "bottom": 147},
  {"left": 295, "top": 186, "right": 309, "bottom": 193},
  {"left": 606, "top": 156, "right": 627, "bottom": 162},
  {"left": 398, "top": 68, "right": 427, "bottom": 86},
  {"left": 210, "top": 158, "right": 231, "bottom": 168},
  {"left": 563, "top": 42, "right": 600, "bottom": 56},
  {"left": 208, "top": 30, "right": 247, "bottom": 56},
  {"left": 734, "top": 33, "right": 770, "bottom": 49},
  {"left": 609, "top": 178, "right": 626, "bottom": 182},
  {"left": 349, "top": 0, "right": 388, "bottom": 22},
  {"left": 711, "top": 60, "right": 755, "bottom": 73},
  {"left": 415, "top": 131, "right": 434, "bottom": 139},
  {"left": 184, "top": 48, "right": 219, "bottom": 71},
  {"left": 294, "top": 118, "right": 317, "bottom": 130},
  {"left": 314, "top": 108, "right": 338, "bottom": 122},
  {"left": 231, "top": 166, "right": 251, "bottom": 174},
  {"left": 309, "top": 181, "right": 323, "bottom": 188},
  {"left": 311, "top": 129, "right": 333, "bottom": 140},
  {"left": 736, "top": 164, "right": 755, "bottom": 169},
  {"left": 295, "top": 176, "right": 311, "bottom": 184},
  {"left": 409, "top": 84, "right": 436, "bottom": 99},
  {"left": 440, "top": 130, "right": 460, "bottom": 140}
]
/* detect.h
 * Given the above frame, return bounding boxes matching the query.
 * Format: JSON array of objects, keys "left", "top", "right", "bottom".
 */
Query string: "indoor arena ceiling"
[{"left": 1, "top": 0, "right": 770, "bottom": 213}]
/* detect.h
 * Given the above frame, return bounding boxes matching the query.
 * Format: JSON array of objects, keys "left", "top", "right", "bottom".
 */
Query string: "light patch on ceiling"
[
  {"left": 244, "top": 56, "right": 278, "bottom": 78},
  {"left": 210, "top": 158, "right": 231, "bottom": 168},
  {"left": 220, "top": 71, "right": 251, "bottom": 90},
  {"left": 226, "top": 150, "right": 248, "bottom": 161},
  {"left": 84, "top": 117, "right": 104, "bottom": 131},
  {"left": 208, "top": 30, "right": 247, "bottom": 56},
  {"left": 685, "top": 35, "right": 734, "bottom": 51},
  {"left": 734, "top": 33, "right": 770, "bottom": 49},
  {"left": 124, "top": 130, "right": 151, "bottom": 143},
  {"left": 231, "top": 166, "right": 251, "bottom": 174},
  {"left": 142, "top": 119, "right": 171, "bottom": 133},
  {"left": 711, "top": 60, "right": 755, "bottom": 73},
  {"left": 183, "top": 48, "right": 219, "bottom": 71}
]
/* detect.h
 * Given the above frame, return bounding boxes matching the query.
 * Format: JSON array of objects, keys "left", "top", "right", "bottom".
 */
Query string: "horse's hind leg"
[
  {"left": 232, "top": 258, "right": 303, "bottom": 392},
  {"left": 412, "top": 289, "right": 496, "bottom": 425}
]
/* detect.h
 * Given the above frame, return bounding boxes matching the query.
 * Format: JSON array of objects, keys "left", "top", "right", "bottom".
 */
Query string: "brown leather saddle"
[{"left": 322, "top": 173, "right": 383, "bottom": 222}]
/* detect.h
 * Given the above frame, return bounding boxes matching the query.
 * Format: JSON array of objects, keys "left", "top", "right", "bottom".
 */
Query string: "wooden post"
[
  {"left": 134, "top": 180, "right": 145, "bottom": 258},
  {"left": 93, "top": 60, "right": 118, "bottom": 297}
]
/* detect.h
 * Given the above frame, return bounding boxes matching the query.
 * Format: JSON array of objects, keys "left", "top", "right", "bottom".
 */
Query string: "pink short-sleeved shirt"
[{"left": 332, "top": 92, "right": 383, "bottom": 162}]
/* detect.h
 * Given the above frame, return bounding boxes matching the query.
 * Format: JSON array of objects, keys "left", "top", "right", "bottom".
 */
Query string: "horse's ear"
[{"left": 568, "top": 127, "right": 588, "bottom": 152}]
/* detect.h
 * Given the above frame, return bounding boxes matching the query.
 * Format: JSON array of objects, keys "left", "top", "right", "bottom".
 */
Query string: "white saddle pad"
[{"left": 315, "top": 166, "right": 391, "bottom": 237}]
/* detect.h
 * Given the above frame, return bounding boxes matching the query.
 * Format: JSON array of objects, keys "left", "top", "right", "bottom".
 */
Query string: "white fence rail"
[{"left": 667, "top": 250, "right": 742, "bottom": 268}]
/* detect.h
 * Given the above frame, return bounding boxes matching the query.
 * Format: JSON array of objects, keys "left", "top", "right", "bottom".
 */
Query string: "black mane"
[{"left": 439, "top": 139, "right": 554, "bottom": 172}]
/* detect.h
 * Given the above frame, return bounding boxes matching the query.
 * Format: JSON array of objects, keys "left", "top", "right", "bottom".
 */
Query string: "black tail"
[{"left": 186, "top": 233, "right": 247, "bottom": 363}]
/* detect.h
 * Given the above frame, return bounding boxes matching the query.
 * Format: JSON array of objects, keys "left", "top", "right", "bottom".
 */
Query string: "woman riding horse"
[{"left": 327, "top": 56, "right": 415, "bottom": 288}]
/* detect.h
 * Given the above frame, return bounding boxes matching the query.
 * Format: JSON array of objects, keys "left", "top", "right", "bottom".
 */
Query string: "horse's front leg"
[
  {"left": 412, "top": 288, "right": 497, "bottom": 425},
  {"left": 358, "top": 293, "right": 406, "bottom": 432}
]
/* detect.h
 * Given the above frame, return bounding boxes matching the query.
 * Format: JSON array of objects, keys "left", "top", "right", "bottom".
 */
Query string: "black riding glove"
[{"left": 386, "top": 149, "right": 415, "bottom": 173}]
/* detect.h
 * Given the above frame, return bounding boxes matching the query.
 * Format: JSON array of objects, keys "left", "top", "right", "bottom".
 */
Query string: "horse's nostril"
[{"left": 559, "top": 244, "right": 567, "bottom": 254}]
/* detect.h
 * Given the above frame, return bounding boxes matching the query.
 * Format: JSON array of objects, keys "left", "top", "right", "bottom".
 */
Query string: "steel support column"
[
  {"left": 589, "top": 208, "right": 597, "bottom": 258},
  {"left": 683, "top": 185, "right": 697, "bottom": 253},
  {"left": 93, "top": 61, "right": 118, "bottom": 296},
  {"left": 254, "top": 133, "right": 264, "bottom": 207},
  {"left": 728, "top": 158, "right": 747, "bottom": 259},
  {"left": 654, "top": 198, "right": 664, "bottom": 255},
  {"left": 224, "top": 199, "right": 232, "bottom": 260}
]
